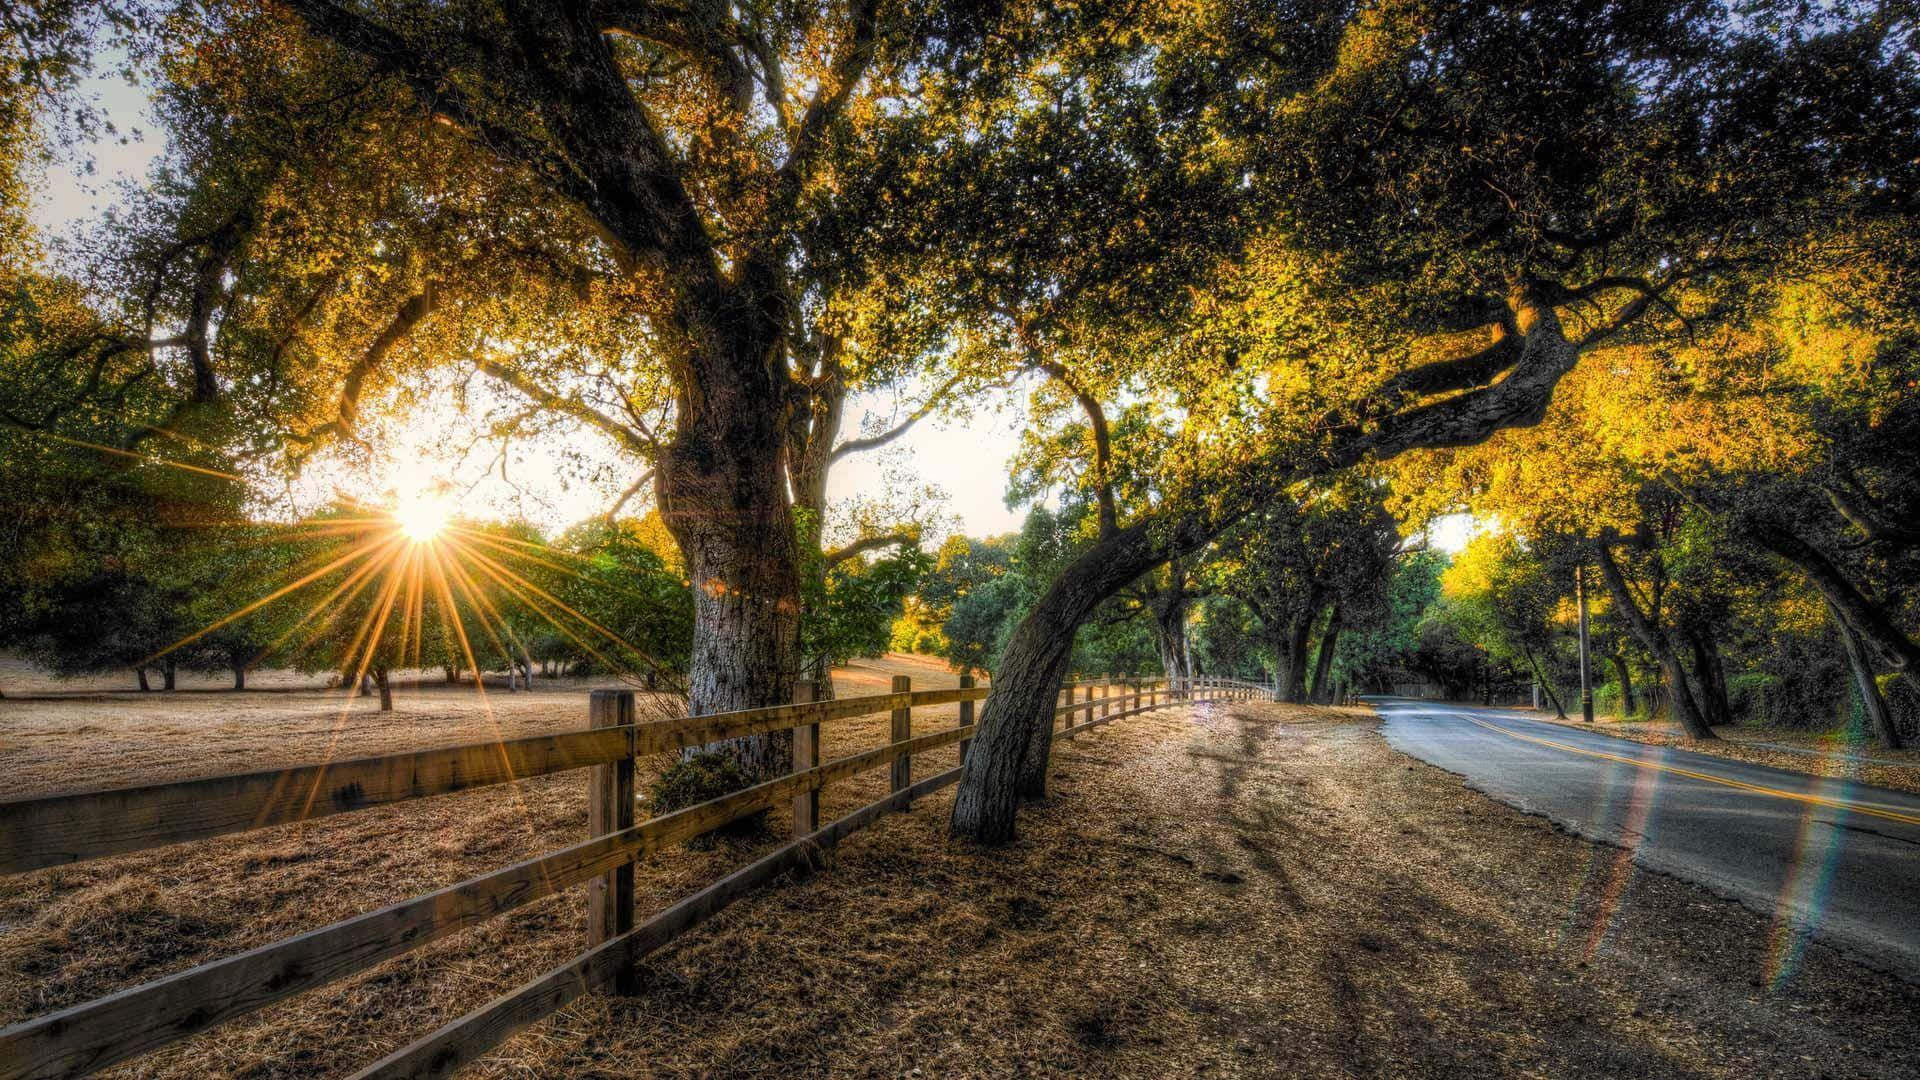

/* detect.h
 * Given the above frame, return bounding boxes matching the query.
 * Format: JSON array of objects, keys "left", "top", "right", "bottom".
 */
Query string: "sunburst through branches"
[{"left": 142, "top": 485, "right": 673, "bottom": 701}]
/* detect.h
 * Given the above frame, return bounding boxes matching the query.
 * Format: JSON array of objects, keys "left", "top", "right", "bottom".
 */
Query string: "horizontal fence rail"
[{"left": 0, "top": 672, "right": 1260, "bottom": 1080}]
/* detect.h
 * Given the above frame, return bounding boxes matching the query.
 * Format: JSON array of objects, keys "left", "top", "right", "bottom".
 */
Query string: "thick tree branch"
[
  {"left": 827, "top": 374, "right": 968, "bottom": 463},
  {"left": 293, "top": 285, "right": 437, "bottom": 449},
  {"left": 771, "top": 0, "right": 879, "bottom": 220},
  {"left": 597, "top": 1, "right": 756, "bottom": 113},
  {"left": 1030, "top": 358, "right": 1119, "bottom": 538},
  {"left": 1826, "top": 481, "right": 1920, "bottom": 550},
  {"left": 604, "top": 468, "right": 656, "bottom": 521},
  {"left": 278, "top": 0, "right": 589, "bottom": 203},
  {"left": 822, "top": 529, "right": 919, "bottom": 569},
  {"left": 477, "top": 358, "right": 656, "bottom": 457},
  {"left": 1747, "top": 521, "right": 1920, "bottom": 674}
]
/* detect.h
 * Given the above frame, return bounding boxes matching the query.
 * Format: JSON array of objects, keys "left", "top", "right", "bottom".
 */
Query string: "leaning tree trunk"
[
  {"left": 954, "top": 280, "right": 1595, "bottom": 843},
  {"left": 1308, "top": 603, "right": 1343, "bottom": 704},
  {"left": 1593, "top": 542, "right": 1715, "bottom": 739},
  {"left": 658, "top": 316, "right": 802, "bottom": 779},
  {"left": 1753, "top": 523, "right": 1920, "bottom": 674},
  {"left": 1686, "top": 628, "right": 1734, "bottom": 728},
  {"left": 135, "top": 667, "right": 150, "bottom": 692},
  {"left": 1832, "top": 600, "right": 1902, "bottom": 749},
  {"left": 952, "top": 524, "right": 1170, "bottom": 842},
  {"left": 1523, "top": 646, "right": 1567, "bottom": 718},
  {"left": 1609, "top": 654, "right": 1636, "bottom": 716}
]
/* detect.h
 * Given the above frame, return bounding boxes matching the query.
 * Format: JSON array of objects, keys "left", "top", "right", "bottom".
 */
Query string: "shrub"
[{"left": 646, "top": 751, "right": 767, "bottom": 847}]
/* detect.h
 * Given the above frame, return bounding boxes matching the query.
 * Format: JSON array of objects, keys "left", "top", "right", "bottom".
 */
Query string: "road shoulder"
[{"left": 1501, "top": 704, "right": 1920, "bottom": 797}]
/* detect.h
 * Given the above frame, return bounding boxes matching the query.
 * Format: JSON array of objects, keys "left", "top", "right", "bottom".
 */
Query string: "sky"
[{"left": 27, "top": 66, "right": 1472, "bottom": 553}]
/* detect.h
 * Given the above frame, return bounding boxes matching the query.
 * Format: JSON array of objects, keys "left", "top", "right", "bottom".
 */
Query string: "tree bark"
[
  {"left": 657, "top": 311, "right": 802, "bottom": 778},
  {"left": 1308, "top": 603, "right": 1343, "bottom": 704},
  {"left": 1592, "top": 542, "right": 1715, "bottom": 739},
  {"left": 951, "top": 523, "right": 1172, "bottom": 841},
  {"left": 1608, "top": 653, "right": 1636, "bottom": 716},
  {"left": 1265, "top": 627, "right": 1291, "bottom": 699},
  {"left": 1832, "top": 601, "right": 1902, "bottom": 750},
  {"left": 1283, "top": 595, "right": 1321, "bottom": 703},
  {"left": 232, "top": 662, "right": 246, "bottom": 691},
  {"left": 1686, "top": 627, "right": 1733, "bottom": 727},
  {"left": 376, "top": 666, "right": 393, "bottom": 712},
  {"left": 1152, "top": 575, "right": 1193, "bottom": 689}
]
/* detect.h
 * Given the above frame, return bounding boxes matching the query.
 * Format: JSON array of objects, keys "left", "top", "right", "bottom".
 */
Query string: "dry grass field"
[{"left": 4, "top": 664, "right": 1917, "bottom": 1078}]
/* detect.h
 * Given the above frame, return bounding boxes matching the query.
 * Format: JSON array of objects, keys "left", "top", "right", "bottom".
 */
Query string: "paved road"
[{"left": 1374, "top": 698, "right": 1920, "bottom": 981}]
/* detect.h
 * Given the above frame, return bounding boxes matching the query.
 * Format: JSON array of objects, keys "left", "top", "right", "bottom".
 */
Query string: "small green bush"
[{"left": 646, "top": 751, "right": 767, "bottom": 847}]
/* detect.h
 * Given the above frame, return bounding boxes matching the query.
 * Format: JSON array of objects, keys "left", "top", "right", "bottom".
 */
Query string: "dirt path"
[{"left": 6, "top": 698, "right": 1916, "bottom": 1077}]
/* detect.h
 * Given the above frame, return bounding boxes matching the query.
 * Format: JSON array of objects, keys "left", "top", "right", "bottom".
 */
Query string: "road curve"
[{"left": 1373, "top": 697, "right": 1920, "bottom": 982}]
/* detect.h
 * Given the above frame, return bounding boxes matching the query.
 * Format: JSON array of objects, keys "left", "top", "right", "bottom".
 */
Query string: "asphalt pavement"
[{"left": 1373, "top": 697, "right": 1920, "bottom": 981}]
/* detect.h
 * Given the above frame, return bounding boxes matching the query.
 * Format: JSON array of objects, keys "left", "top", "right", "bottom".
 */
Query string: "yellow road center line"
[{"left": 1455, "top": 713, "right": 1920, "bottom": 829}]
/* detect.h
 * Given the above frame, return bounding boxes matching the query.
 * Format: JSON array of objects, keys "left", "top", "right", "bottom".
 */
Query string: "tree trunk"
[
  {"left": 1609, "top": 654, "right": 1636, "bottom": 716},
  {"left": 1283, "top": 597, "right": 1319, "bottom": 703},
  {"left": 232, "top": 662, "right": 246, "bottom": 691},
  {"left": 1524, "top": 646, "right": 1567, "bottom": 718},
  {"left": 1833, "top": 601, "right": 1902, "bottom": 749},
  {"left": 443, "top": 664, "right": 458, "bottom": 684},
  {"left": 952, "top": 523, "right": 1168, "bottom": 842},
  {"left": 376, "top": 666, "right": 393, "bottom": 712},
  {"left": 162, "top": 661, "right": 177, "bottom": 691},
  {"left": 1308, "top": 603, "right": 1343, "bottom": 704},
  {"left": 135, "top": 667, "right": 150, "bottom": 692},
  {"left": 1150, "top": 561, "right": 1194, "bottom": 692},
  {"left": 1686, "top": 628, "right": 1734, "bottom": 727},
  {"left": 657, "top": 315, "right": 802, "bottom": 780},
  {"left": 1592, "top": 542, "right": 1715, "bottom": 739},
  {"left": 1752, "top": 523, "right": 1920, "bottom": 674},
  {"left": 952, "top": 281, "right": 1593, "bottom": 842}
]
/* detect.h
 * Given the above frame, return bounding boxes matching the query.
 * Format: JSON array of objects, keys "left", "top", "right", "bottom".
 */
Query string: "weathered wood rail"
[{"left": 0, "top": 671, "right": 1267, "bottom": 1080}]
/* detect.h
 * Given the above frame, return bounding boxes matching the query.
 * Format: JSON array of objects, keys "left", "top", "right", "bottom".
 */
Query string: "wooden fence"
[{"left": 0, "top": 672, "right": 1269, "bottom": 1080}]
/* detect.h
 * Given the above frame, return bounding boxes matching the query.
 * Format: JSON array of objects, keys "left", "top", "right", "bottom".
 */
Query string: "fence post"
[
  {"left": 958, "top": 673, "right": 976, "bottom": 764},
  {"left": 891, "top": 675, "right": 912, "bottom": 796},
  {"left": 587, "top": 689, "right": 635, "bottom": 992},
  {"left": 791, "top": 679, "right": 820, "bottom": 837},
  {"left": 1083, "top": 682, "right": 1096, "bottom": 730},
  {"left": 1101, "top": 673, "right": 1112, "bottom": 722},
  {"left": 1060, "top": 683, "right": 1073, "bottom": 739}
]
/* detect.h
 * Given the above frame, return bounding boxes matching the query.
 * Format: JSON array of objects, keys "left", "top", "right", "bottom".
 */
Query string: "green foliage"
[
  {"left": 804, "top": 543, "right": 932, "bottom": 668},
  {"left": 1340, "top": 551, "right": 1447, "bottom": 691},
  {"left": 943, "top": 571, "right": 1033, "bottom": 678},
  {"left": 646, "top": 751, "right": 765, "bottom": 846},
  {"left": 1191, "top": 596, "right": 1262, "bottom": 678},
  {"left": 551, "top": 518, "right": 693, "bottom": 679}
]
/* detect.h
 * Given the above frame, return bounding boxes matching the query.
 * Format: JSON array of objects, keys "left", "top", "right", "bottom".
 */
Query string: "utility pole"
[{"left": 1576, "top": 564, "right": 1595, "bottom": 723}]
